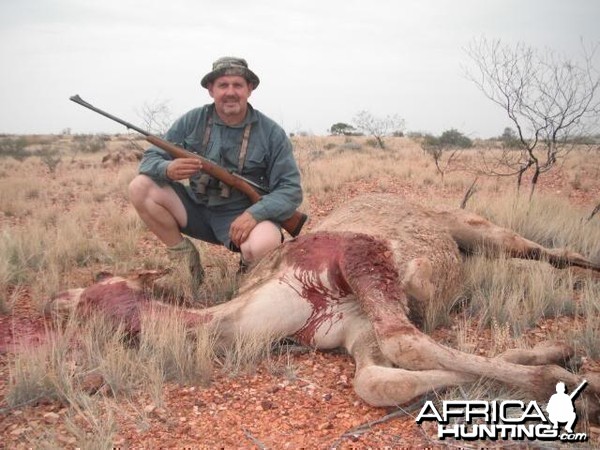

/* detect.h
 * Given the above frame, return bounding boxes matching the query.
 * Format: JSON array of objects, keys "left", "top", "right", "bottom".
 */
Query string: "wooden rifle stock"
[{"left": 69, "top": 95, "right": 307, "bottom": 237}]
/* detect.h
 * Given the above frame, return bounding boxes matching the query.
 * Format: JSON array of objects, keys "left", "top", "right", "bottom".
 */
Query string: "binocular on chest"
[{"left": 195, "top": 173, "right": 232, "bottom": 198}]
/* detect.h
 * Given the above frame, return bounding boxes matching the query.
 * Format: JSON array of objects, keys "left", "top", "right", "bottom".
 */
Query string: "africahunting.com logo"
[{"left": 416, "top": 380, "right": 588, "bottom": 442}]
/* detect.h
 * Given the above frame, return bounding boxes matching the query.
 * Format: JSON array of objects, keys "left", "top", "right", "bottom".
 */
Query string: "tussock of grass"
[
  {"left": 138, "top": 308, "right": 217, "bottom": 386},
  {"left": 76, "top": 316, "right": 140, "bottom": 397},
  {"left": 6, "top": 308, "right": 219, "bottom": 413},
  {"left": 6, "top": 347, "right": 55, "bottom": 407},
  {"left": 219, "top": 329, "right": 284, "bottom": 376},
  {"left": 63, "top": 395, "right": 117, "bottom": 450},
  {"left": 460, "top": 254, "right": 575, "bottom": 336},
  {"left": 6, "top": 324, "right": 80, "bottom": 407},
  {"left": 96, "top": 204, "right": 144, "bottom": 262},
  {"left": 0, "top": 245, "right": 17, "bottom": 313},
  {"left": 0, "top": 219, "right": 112, "bottom": 291},
  {"left": 567, "top": 280, "right": 600, "bottom": 359},
  {"left": 197, "top": 241, "right": 240, "bottom": 303}
]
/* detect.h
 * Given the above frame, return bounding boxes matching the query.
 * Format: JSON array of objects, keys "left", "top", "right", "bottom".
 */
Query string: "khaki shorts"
[{"left": 171, "top": 182, "right": 248, "bottom": 251}]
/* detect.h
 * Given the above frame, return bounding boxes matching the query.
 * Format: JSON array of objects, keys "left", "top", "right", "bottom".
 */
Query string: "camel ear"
[
  {"left": 44, "top": 288, "right": 86, "bottom": 320},
  {"left": 128, "top": 269, "right": 169, "bottom": 287}
]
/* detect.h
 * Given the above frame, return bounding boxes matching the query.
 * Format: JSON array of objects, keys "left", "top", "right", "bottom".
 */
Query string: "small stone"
[
  {"left": 260, "top": 400, "right": 275, "bottom": 410},
  {"left": 80, "top": 373, "right": 105, "bottom": 393},
  {"left": 43, "top": 412, "right": 60, "bottom": 424},
  {"left": 56, "top": 434, "right": 77, "bottom": 445},
  {"left": 318, "top": 422, "right": 333, "bottom": 430}
]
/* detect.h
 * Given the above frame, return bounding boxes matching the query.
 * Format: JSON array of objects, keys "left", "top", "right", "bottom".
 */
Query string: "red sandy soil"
[{"left": 1, "top": 166, "right": 600, "bottom": 448}]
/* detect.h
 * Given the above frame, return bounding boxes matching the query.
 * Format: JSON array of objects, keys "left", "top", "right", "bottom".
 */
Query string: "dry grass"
[
  {"left": 293, "top": 136, "right": 451, "bottom": 199},
  {"left": 460, "top": 254, "right": 576, "bottom": 336},
  {"left": 2, "top": 134, "right": 600, "bottom": 447},
  {"left": 7, "top": 321, "right": 80, "bottom": 407},
  {"left": 218, "top": 329, "right": 285, "bottom": 377},
  {"left": 567, "top": 281, "right": 600, "bottom": 359},
  {"left": 138, "top": 308, "right": 217, "bottom": 387}
]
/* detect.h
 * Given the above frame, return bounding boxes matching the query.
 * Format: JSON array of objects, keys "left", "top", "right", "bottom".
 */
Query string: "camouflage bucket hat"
[{"left": 201, "top": 57, "right": 260, "bottom": 89}]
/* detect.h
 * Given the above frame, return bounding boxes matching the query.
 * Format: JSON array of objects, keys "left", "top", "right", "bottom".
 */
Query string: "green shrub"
[{"left": 0, "top": 137, "right": 31, "bottom": 161}]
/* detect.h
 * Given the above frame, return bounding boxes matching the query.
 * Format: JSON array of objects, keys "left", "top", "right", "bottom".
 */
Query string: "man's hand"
[
  {"left": 229, "top": 211, "right": 258, "bottom": 248},
  {"left": 166, "top": 158, "right": 203, "bottom": 181}
]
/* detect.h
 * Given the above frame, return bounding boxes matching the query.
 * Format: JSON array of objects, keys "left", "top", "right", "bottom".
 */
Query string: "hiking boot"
[{"left": 153, "top": 237, "right": 204, "bottom": 303}]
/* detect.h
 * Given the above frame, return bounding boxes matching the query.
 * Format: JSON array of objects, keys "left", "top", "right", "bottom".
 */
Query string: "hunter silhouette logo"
[
  {"left": 416, "top": 380, "right": 589, "bottom": 442},
  {"left": 546, "top": 380, "right": 587, "bottom": 434}
]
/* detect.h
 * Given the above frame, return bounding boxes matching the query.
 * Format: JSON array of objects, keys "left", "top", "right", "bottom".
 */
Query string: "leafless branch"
[
  {"left": 329, "top": 396, "right": 427, "bottom": 449},
  {"left": 242, "top": 428, "right": 269, "bottom": 449},
  {"left": 465, "top": 37, "right": 600, "bottom": 199},
  {"left": 587, "top": 202, "right": 600, "bottom": 222},
  {"left": 460, "top": 178, "right": 479, "bottom": 209}
]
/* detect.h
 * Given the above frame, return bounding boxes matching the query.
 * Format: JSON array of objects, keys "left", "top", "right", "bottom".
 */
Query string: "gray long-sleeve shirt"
[{"left": 138, "top": 103, "right": 303, "bottom": 223}]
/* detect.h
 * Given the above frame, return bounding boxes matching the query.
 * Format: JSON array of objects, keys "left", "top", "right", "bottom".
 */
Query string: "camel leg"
[
  {"left": 439, "top": 209, "right": 600, "bottom": 271},
  {"left": 350, "top": 339, "right": 586, "bottom": 408},
  {"left": 338, "top": 248, "right": 593, "bottom": 401},
  {"left": 345, "top": 316, "right": 584, "bottom": 408},
  {"left": 354, "top": 357, "right": 476, "bottom": 407},
  {"left": 374, "top": 309, "right": 587, "bottom": 400},
  {"left": 497, "top": 341, "right": 575, "bottom": 367},
  {"left": 372, "top": 308, "right": 588, "bottom": 401},
  {"left": 342, "top": 317, "right": 475, "bottom": 406}
]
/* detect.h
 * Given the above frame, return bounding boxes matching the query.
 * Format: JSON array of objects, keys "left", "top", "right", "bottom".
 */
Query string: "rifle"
[
  {"left": 69, "top": 95, "right": 308, "bottom": 237},
  {"left": 569, "top": 379, "right": 588, "bottom": 400}
]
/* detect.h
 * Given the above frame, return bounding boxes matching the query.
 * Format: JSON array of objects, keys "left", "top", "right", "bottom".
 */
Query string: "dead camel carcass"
[{"left": 47, "top": 194, "right": 600, "bottom": 422}]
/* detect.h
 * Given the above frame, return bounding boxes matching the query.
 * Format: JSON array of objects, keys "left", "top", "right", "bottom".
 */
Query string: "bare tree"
[
  {"left": 137, "top": 99, "right": 173, "bottom": 136},
  {"left": 127, "top": 99, "right": 174, "bottom": 153},
  {"left": 465, "top": 37, "right": 600, "bottom": 199},
  {"left": 353, "top": 110, "right": 404, "bottom": 149}
]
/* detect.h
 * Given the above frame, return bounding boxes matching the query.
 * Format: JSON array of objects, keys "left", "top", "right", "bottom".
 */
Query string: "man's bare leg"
[
  {"left": 128, "top": 175, "right": 203, "bottom": 298},
  {"left": 128, "top": 174, "right": 187, "bottom": 247}
]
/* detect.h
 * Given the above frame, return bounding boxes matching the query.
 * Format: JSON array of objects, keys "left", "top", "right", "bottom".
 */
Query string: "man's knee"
[
  {"left": 240, "top": 221, "right": 282, "bottom": 262},
  {"left": 128, "top": 174, "right": 154, "bottom": 206}
]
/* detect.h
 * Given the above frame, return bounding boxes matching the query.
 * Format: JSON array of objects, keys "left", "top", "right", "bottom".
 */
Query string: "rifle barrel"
[{"left": 69, "top": 95, "right": 149, "bottom": 136}]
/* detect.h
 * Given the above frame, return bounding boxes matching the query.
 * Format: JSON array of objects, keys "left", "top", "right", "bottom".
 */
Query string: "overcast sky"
[{"left": 1, "top": 0, "right": 599, "bottom": 137}]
